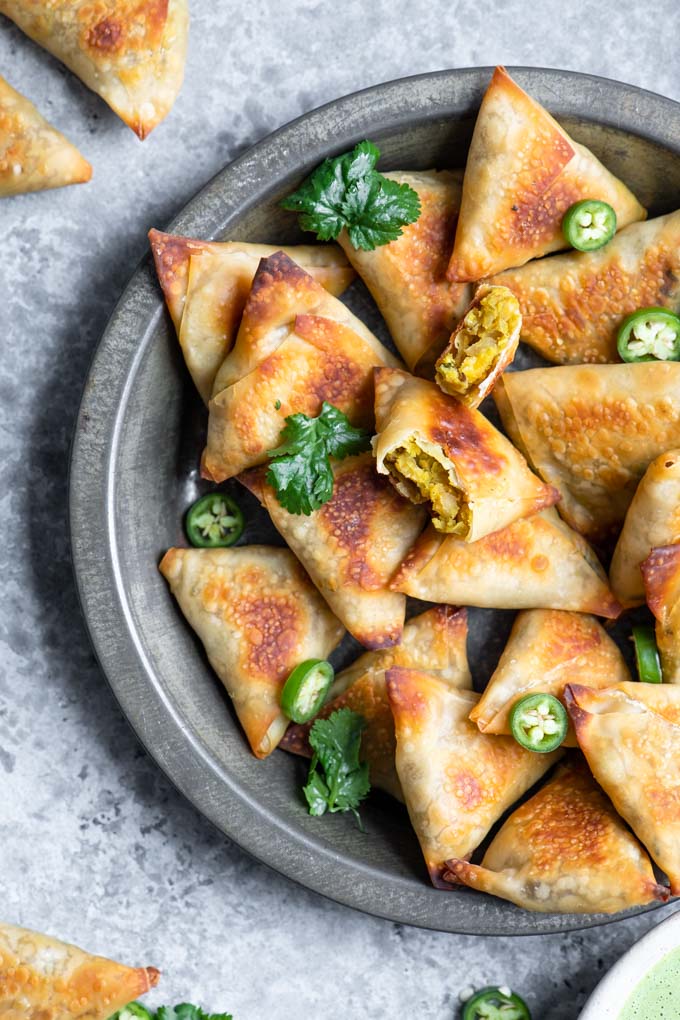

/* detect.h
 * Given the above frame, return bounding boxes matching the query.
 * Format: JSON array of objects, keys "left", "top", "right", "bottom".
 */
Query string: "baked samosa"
[
  {"left": 491, "top": 211, "right": 680, "bottom": 365},
  {"left": 373, "top": 366, "right": 558, "bottom": 538},
  {"left": 337, "top": 170, "right": 472, "bottom": 370},
  {"left": 280, "top": 606, "right": 471, "bottom": 800},
  {"left": 445, "top": 758, "right": 668, "bottom": 914},
  {"left": 610, "top": 450, "right": 680, "bottom": 607},
  {"left": 386, "top": 667, "right": 561, "bottom": 887},
  {"left": 148, "top": 229, "right": 355, "bottom": 403},
  {"left": 434, "top": 284, "right": 521, "bottom": 406},
  {"left": 391, "top": 509, "right": 620, "bottom": 617},
  {"left": 0, "top": 73, "right": 91, "bottom": 195},
  {"left": 0, "top": 921, "right": 159, "bottom": 1019},
  {"left": 642, "top": 544, "right": 680, "bottom": 683},
  {"left": 159, "top": 546, "right": 344, "bottom": 758},
  {"left": 202, "top": 253, "right": 398, "bottom": 482},
  {"left": 447, "top": 66, "right": 645, "bottom": 281},
  {"left": 495, "top": 363, "right": 680, "bottom": 544},
  {"left": 470, "top": 610, "right": 630, "bottom": 745},
  {"left": 0, "top": 0, "right": 189, "bottom": 139},
  {"left": 240, "top": 453, "right": 426, "bottom": 648},
  {"left": 566, "top": 682, "right": 680, "bottom": 894}
]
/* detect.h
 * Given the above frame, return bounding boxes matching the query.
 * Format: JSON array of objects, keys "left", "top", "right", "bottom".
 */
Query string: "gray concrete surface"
[{"left": 1, "top": 2, "right": 679, "bottom": 1017}]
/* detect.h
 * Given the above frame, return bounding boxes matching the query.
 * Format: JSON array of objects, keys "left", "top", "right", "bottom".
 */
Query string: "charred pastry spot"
[
  {"left": 87, "top": 16, "right": 124, "bottom": 52},
  {"left": 384, "top": 439, "right": 471, "bottom": 535},
  {"left": 317, "top": 461, "right": 391, "bottom": 588}
]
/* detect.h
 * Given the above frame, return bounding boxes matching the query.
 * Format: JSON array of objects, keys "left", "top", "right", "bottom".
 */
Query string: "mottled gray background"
[{"left": 1, "top": 2, "right": 679, "bottom": 1018}]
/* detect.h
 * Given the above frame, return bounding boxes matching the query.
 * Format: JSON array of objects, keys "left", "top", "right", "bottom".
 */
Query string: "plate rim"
[{"left": 69, "top": 65, "right": 680, "bottom": 936}]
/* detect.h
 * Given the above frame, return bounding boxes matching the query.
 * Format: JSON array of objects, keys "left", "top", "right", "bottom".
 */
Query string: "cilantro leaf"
[
  {"left": 303, "top": 708, "right": 370, "bottom": 827},
  {"left": 280, "top": 140, "right": 420, "bottom": 250},
  {"left": 156, "top": 1006, "right": 232, "bottom": 1020},
  {"left": 266, "top": 402, "right": 370, "bottom": 515}
]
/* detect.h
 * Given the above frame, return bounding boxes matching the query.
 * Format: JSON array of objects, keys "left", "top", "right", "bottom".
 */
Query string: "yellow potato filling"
[
  {"left": 385, "top": 439, "right": 471, "bottom": 535},
  {"left": 436, "top": 287, "right": 521, "bottom": 398}
]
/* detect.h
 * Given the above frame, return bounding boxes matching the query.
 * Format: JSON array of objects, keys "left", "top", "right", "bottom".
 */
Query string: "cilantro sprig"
[
  {"left": 266, "top": 402, "right": 370, "bottom": 515},
  {"left": 110, "top": 1004, "right": 232, "bottom": 1020},
  {"left": 280, "top": 140, "right": 421, "bottom": 251},
  {"left": 303, "top": 708, "right": 370, "bottom": 828}
]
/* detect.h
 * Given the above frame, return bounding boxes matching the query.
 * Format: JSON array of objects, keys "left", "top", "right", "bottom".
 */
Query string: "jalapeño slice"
[
  {"left": 562, "top": 199, "right": 617, "bottom": 251},
  {"left": 109, "top": 1005, "right": 154, "bottom": 1020},
  {"left": 617, "top": 307, "right": 680, "bottom": 363},
  {"left": 185, "top": 492, "right": 244, "bottom": 548},
  {"left": 281, "top": 659, "right": 334, "bottom": 723},
  {"left": 462, "top": 986, "right": 532, "bottom": 1020},
  {"left": 509, "top": 693, "right": 568, "bottom": 753},
  {"left": 633, "top": 624, "right": 663, "bottom": 684}
]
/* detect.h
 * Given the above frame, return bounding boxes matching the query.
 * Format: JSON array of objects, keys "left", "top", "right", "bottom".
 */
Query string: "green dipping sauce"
[{"left": 619, "top": 946, "right": 680, "bottom": 1018}]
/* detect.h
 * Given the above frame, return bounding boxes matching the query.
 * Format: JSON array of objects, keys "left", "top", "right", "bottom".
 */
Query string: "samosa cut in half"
[
  {"left": 0, "top": 73, "right": 91, "bottom": 195},
  {"left": 148, "top": 229, "right": 355, "bottom": 403},
  {"left": 610, "top": 450, "right": 680, "bottom": 608},
  {"left": 445, "top": 758, "right": 668, "bottom": 914},
  {"left": 386, "top": 666, "right": 561, "bottom": 887},
  {"left": 470, "top": 610, "right": 631, "bottom": 746},
  {"left": 566, "top": 682, "right": 680, "bottom": 895},
  {"left": 159, "top": 546, "right": 344, "bottom": 758},
  {"left": 447, "top": 65, "right": 645, "bottom": 281},
  {"left": 372, "top": 366, "right": 558, "bottom": 539},
  {"left": 202, "top": 252, "right": 398, "bottom": 482},
  {"left": 433, "top": 284, "right": 521, "bottom": 407},
  {"left": 240, "top": 452, "right": 426, "bottom": 649},
  {"left": 494, "top": 362, "right": 680, "bottom": 545},
  {"left": 337, "top": 169, "right": 472, "bottom": 370},
  {"left": 642, "top": 544, "right": 680, "bottom": 684},
  {"left": 0, "top": 921, "right": 159, "bottom": 1019},
  {"left": 391, "top": 508, "right": 621, "bottom": 618},
  {"left": 0, "top": 0, "right": 190, "bottom": 139},
  {"left": 491, "top": 211, "right": 680, "bottom": 364},
  {"left": 280, "top": 606, "right": 471, "bottom": 801}
]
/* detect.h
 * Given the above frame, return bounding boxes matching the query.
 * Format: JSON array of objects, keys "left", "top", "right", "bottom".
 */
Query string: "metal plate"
[{"left": 69, "top": 67, "right": 680, "bottom": 934}]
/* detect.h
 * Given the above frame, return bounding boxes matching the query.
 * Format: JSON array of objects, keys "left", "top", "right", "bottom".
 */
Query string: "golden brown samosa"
[
  {"left": 447, "top": 66, "right": 645, "bottom": 281},
  {"left": 201, "top": 253, "right": 398, "bottom": 482},
  {"left": 280, "top": 606, "right": 471, "bottom": 800},
  {"left": 159, "top": 546, "right": 344, "bottom": 758},
  {"left": 0, "top": 921, "right": 159, "bottom": 1019},
  {"left": 434, "top": 284, "right": 521, "bottom": 407},
  {"left": 490, "top": 211, "right": 680, "bottom": 364},
  {"left": 148, "top": 229, "right": 355, "bottom": 403},
  {"left": 337, "top": 170, "right": 472, "bottom": 370},
  {"left": 642, "top": 544, "right": 680, "bottom": 683},
  {"left": 470, "top": 610, "right": 630, "bottom": 745},
  {"left": 386, "top": 667, "right": 561, "bottom": 887},
  {"left": 240, "top": 453, "right": 426, "bottom": 649},
  {"left": 373, "top": 366, "right": 558, "bottom": 538},
  {"left": 566, "top": 682, "right": 680, "bottom": 894},
  {"left": 445, "top": 759, "right": 668, "bottom": 914},
  {"left": 391, "top": 509, "right": 620, "bottom": 618},
  {"left": 610, "top": 451, "right": 680, "bottom": 607},
  {"left": 495, "top": 363, "right": 680, "bottom": 544},
  {"left": 0, "top": 73, "right": 91, "bottom": 195},
  {"left": 0, "top": 0, "right": 189, "bottom": 139}
]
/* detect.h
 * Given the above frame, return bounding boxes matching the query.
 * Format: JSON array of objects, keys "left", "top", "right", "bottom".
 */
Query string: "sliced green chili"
[
  {"left": 109, "top": 1005, "right": 154, "bottom": 1020},
  {"left": 562, "top": 199, "right": 617, "bottom": 251},
  {"left": 633, "top": 624, "right": 663, "bottom": 684},
  {"left": 617, "top": 307, "right": 680, "bottom": 363},
  {"left": 185, "top": 492, "right": 244, "bottom": 548},
  {"left": 281, "top": 659, "right": 334, "bottom": 723},
  {"left": 462, "top": 986, "right": 531, "bottom": 1020},
  {"left": 509, "top": 693, "right": 568, "bottom": 753}
]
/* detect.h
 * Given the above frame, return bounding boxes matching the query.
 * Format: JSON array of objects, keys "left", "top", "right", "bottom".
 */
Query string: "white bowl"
[{"left": 579, "top": 908, "right": 680, "bottom": 1018}]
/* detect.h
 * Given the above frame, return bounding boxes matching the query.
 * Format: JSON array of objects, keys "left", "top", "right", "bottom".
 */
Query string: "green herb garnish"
[
  {"left": 303, "top": 708, "right": 370, "bottom": 828},
  {"left": 280, "top": 140, "right": 421, "bottom": 251},
  {"left": 266, "top": 402, "right": 370, "bottom": 515},
  {"left": 110, "top": 1004, "right": 232, "bottom": 1020}
]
